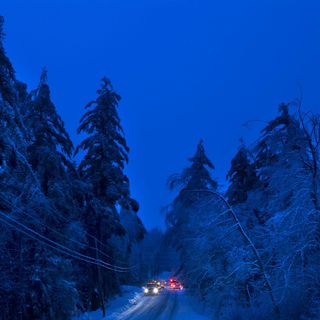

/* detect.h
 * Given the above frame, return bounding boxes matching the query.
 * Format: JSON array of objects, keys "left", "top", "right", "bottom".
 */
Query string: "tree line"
[
  {"left": 1, "top": 13, "right": 320, "bottom": 320},
  {"left": 0, "top": 16, "right": 162, "bottom": 319},
  {"left": 165, "top": 103, "right": 320, "bottom": 319}
]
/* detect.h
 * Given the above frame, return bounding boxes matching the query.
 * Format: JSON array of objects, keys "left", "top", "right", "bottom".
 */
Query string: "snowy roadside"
[
  {"left": 73, "top": 285, "right": 143, "bottom": 320},
  {"left": 73, "top": 272, "right": 211, "bottom": 320},
  {"left": 172, "top": 292, "right": 209, "bottom": 320}
]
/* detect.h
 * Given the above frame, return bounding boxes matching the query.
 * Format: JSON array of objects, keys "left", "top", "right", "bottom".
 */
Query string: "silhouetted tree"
[
  {"left": 75, "top": 77, "right": 131, "bottom": 312},
  {"left": 0, "top": 16, "right": 15, "bottom": 104},
  {"left": 226, "top": 141, "right": 257, "bottom": 205},
  {"left": 76, "top": 77, "right": 130, "bottom": 206},
  {"left": 27, "top": 69, "right": 73, "bottom": 194}
]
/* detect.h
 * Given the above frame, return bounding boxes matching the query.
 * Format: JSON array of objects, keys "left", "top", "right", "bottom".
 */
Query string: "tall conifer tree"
[
  {"left": 75, "top": 77, "right": 132, "bottom": 310},
  {"left": 226, "top": 141, "right": 257, "bottom": 205},
  {"left": 27, "top": 69, "right": 73, "bottom": 186},
  {"left": 76, "top": 77, "right": 130, "bottom": 206}
]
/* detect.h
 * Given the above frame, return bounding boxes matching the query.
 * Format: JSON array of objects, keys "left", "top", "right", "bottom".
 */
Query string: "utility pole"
[{"left": 95, "top": 238, "right": 106, "bottom": 318}]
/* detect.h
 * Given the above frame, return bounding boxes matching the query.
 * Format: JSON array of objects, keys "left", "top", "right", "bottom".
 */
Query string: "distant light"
[
  {"left": 153, "top": 288, "right": 159, "bottom": 294},
  {"left": 144, "top": 288, "right": 149, "bottom": 294}
]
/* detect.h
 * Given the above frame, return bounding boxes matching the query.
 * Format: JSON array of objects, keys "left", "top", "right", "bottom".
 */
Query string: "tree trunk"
[{"left": 95, "top": 238, "right": 106, "bottom": 318}]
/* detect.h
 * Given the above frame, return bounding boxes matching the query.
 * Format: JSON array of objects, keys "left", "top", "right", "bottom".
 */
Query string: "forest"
[{"left": 0, "top": 13, "right": 320, "bottom": 320}]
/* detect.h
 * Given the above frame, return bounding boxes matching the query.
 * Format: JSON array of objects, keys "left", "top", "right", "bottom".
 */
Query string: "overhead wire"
[
  {"left": 0, "top": 211, "right": 131, "bottom": 272},
  {"left": 1, "top": 184, "right": 128, "bottom": 260},
  {"left": 0, "top": 195, "right": 132, "bottom": 268},
  {"left": 0, "top": 193, "right": 133, "bottom": 267}
]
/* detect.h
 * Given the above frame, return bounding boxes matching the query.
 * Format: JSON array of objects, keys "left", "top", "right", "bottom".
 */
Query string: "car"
[
  {"left": 159, "top": 280, "right": 167, "bottom": 289},
  {"left": 168, "top": 278, "right": 183, "bottom": 290},
  {"left": 143, "top": 282, "right": 160, "bottom": 295},
  {"left": 149, "top": 279, "right": 165, "bottom": 290}
]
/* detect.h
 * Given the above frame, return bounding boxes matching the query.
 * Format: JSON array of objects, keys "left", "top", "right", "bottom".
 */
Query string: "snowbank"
[{"left": 73, "top": 285, "right": 143, "bottom": 320}]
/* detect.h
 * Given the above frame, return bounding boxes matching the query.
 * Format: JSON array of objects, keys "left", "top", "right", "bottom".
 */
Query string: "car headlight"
[
  {"left": 153, "top": 288, "right": 159, "bottom": 294},
  {"left": 144, "top": 288, "right": 149, "bottom": 294}
]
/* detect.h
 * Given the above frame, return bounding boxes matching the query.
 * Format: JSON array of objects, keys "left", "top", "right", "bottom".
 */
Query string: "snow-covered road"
[
  {"left": 116, "top": 290, "right": 208, "bottom": 320},
  {"left": 76, "top": 287, "right": 210, "bottom": 320},
  {"left": 117, "top": 290, "right": 177, "bottom": 320}
]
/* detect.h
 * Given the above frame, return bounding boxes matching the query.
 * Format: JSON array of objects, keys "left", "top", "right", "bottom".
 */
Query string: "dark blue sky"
[{"left": 2, "top": 0, "right": 320, "bottom": 229}]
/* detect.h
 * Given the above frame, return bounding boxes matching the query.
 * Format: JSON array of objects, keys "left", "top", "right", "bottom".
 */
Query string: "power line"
[
  {"left": 1, "top": 196, "right": 131, "bottom": 267},
  {"left": 0, "top": 211, "right": 131, "bottom": 272},
  {"left": 1, "top": 193, "right": 133, "bottom": 265},
  {"left": 0, "top": 215, "right": 120, "bottom": 271}
]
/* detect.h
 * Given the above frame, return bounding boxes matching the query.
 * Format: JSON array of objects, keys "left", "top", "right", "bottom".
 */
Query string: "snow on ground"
[
  {"left": 73, "top": 285, "right": 144, "bottom": 320},
  {"left": 74, "top": 285, "right": 210, "bottom": 320},
  {"left": 172, "top": 291, "right": 209, "bottom": 320}
]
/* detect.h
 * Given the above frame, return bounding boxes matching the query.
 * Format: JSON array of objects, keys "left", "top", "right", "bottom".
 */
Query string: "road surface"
[
  {"left": 74, "top": 286, "right": 209, "bottom": 320},
  {"left": 115, "top": 289, "right": 208, "bottom": 320}
]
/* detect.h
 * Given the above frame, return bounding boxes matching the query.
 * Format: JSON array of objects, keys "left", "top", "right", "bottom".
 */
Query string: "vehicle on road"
[
  {"left": 143, "top": 282, "right": 160, "bottom": 295},
  {"left": 159, "top": 280, "right": 167, "bottom": 289},
  {"left": 148, "top": 279, "right": 166, "bottom": 290},
  {"left": 169, "top": 278, "right": 183, "bottom": 290}
]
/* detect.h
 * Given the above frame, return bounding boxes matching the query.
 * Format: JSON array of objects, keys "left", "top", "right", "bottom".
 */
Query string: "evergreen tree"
[
  {"left": 166, "top": 139, "right": 217, "bottom": 252},
  {"left": 0, "top": 15, "right": 23, "bottom": 178},
  {"left": 0, "top": 17, "right": 140, "bottom": 320},
  {"left": 168, "top": 139, "right": 217, "bottom": 192},
  {"left": 0, "top": 17, "right": 31, "bottom": 318},
  {"left": 75, "top": 77, "right": 131, "bottom": 311},
  {"left": 76, "top": 77, "right": 130, "bottom": 206},
  {"left": 166, "top": 140, "right": 253, "bottom": 314},
  {"left": 0, "top": 16, "right": 15, "bottom": 104},
  {"left": 0, "top": 19, "right": 79, "bottom": 319},
  {"left": 226, "top": 141, "right": 257, "bottom": 205},
  {"left": 248, "top": 103, "right": 307, "bottom": 223},
  {"left": 26, "top": 69, "right": 73, "bottom": 194},
  {"left": 185, "top": 139, "right": 217, "bottom": 190},
  {"left": 238, "top": 105, "right": 319, "bottom": 318},
  {"left": 254, "top": 103, "right": 303, "bottom": 182},
  {"left": 21, "top": 70, "right": 79, "bottom": 320}
]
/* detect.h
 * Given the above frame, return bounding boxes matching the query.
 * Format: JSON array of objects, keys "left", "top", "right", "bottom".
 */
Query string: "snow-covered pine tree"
[
  {"left": 18, "top": 70, "right": 80, "bottom": 319},
  {"left": 26, "top": 69, "right": 73, "bottom": 194},
  {"left": 235, "top": 104, "right": 320, "bottom": 318},
  {"left": 166, "top": 139, "right": 217, "bottom": 235},
  {"left": 254, "top": 103, "right": 303, "bottom": 184},
  {"left": 242, "top": 103, "right": 306, "bottom": 226},
  {"left": 0, "top": 18, "right": 79, "bottom": 319},
  {"left": 166, "top": 140, "right": 255, "bottom": 316},
  {"left": 0, "top": 16, "right": 31, "bottom": 319},
  {"left": 75, "top": 77, "right": 131, "bottom": 311},
  {"left": 165, "top": 140, "right": 218, "bottom": 275},
  {"left": 0, "top": 16, "right": 24, "bottom": 176},
  {"left": 168, "top": 139, "right": 217, "bottom": 192},
  {"left": 226, "top": 141, "right": 257, "bottom": 205},
  {"left": 0, "top": 16, "right": 15, "bottom": 105},
  {"left": 76, "top": 77, "right": 130, "bottom": 206}
]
